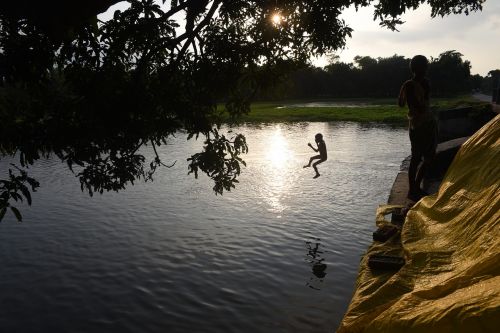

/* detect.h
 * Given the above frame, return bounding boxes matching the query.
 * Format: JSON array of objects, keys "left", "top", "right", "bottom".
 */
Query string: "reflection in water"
[
  {"left": 265, "top": 125, "right": 293, "bottom": 169},
  {"left": 305, "top": 238, "right": 327, "bottom": 290},
  {"left": 262, "top": 126, "right": 297, "bottom": 216}
]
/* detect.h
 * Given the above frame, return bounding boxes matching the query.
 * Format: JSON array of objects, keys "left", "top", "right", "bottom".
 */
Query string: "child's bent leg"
[
  {"left": 312, "top": 159, "right": 325, "bottom": 177},
  {"left": 304, "top": 155, "right": 320, "bottom": 168}
]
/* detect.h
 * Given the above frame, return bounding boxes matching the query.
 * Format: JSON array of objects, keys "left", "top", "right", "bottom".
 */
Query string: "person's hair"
[
  {"left": 410, "top": 55, "right": 428, "bottom": 75},
  {"left": 315, "top": 133, "right": 323, "bottom": 141}
]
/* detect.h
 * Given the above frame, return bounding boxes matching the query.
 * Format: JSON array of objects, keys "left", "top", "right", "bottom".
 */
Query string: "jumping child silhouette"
[{"left": 303, "top": 133, "right": 327, "bottom": 178}]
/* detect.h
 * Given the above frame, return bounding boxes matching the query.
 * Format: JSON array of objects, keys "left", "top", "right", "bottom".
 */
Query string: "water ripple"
[{"left": 0, "top": 122, "right": 409, "bottom": 333}]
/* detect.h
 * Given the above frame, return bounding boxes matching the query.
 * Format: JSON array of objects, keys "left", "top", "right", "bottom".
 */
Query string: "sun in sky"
[
  {"left": 271, "top": 13, "right": 283, "bottom": 25},
  {"left": 98, "top": 2, "right": 500, "bottom": 76}
]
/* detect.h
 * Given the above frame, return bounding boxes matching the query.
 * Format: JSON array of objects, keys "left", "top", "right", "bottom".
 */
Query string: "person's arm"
[
  {"left": 308, "top": 142, "right": 318, "bottom": 152},
  {"left": 398, "top": 81, "right": 407, "bottom": 107}
]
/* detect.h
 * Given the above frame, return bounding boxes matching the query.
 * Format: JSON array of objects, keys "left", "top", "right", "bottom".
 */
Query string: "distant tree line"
[{"left": 260, "top": 50, "right": 499, "bottom": 100}]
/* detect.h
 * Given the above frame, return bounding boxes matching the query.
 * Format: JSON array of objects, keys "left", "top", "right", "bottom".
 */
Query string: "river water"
[{"left": 0, "top": 122, "right": 409, "bottom": 333}]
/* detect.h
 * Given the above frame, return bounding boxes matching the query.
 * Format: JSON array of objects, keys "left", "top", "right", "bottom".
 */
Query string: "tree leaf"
[
  {"left": 0, "top": 208, "right": 6, "bottom": 222},
  {"left": 20, "top": 186, "right": 32, "bottom": 205},
  {"left": 10, "top": 206, "right": 22, "bottom": 222},
  {"left": 10, "top": 192, "right": 22, "bottom": 202}
]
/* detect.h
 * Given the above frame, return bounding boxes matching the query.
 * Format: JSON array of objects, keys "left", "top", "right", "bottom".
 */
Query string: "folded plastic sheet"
[{"left": 337, "top": 115, "right": 500, "bottom": 333}]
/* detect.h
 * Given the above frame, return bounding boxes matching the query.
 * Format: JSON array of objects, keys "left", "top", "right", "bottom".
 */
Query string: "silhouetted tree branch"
[{"left": 0, "top": 0, "right": 486, "bottom": 222}]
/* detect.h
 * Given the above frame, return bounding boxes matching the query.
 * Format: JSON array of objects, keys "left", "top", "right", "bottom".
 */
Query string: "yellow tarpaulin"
[{"left": 337, "top": 114, "right": 500, "bottom": 333}]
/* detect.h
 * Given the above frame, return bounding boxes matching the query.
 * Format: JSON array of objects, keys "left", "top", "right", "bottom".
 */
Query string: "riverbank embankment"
[
  {"left": 336, "top": 104, "right": 499, "bottom": 332},
  {"left": 220, "top": 95, "right": 490, "bottom": 124}
]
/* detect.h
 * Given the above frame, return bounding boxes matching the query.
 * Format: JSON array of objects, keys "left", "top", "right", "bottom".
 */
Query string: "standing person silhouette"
[
  {"left": 303, "top": 133, "right": 327, "bottom": 178},
  {"left": 398, "top": 55, "right": 438, "bottom": 201}
]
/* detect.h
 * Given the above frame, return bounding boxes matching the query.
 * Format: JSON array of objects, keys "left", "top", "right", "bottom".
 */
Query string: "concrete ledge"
[
  {"left": 388, "top": 172, "right": 408, "bottom": 206},
  {"left": 427, "top": 136, "right": 469, "bottom": 180},
  {"left": 438, "top": 107, "right": 472, "bottom": 120},
  {"left": 438, "top": 105, "right": 496, "bottom": 142}
]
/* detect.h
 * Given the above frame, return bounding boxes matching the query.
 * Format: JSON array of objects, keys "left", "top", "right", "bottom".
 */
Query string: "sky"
[
  {"left": 100, "top": 1, "right": 500, "bottom": 76},
  {"left": 322, "top": 1, "right": 500, "bottom": 76}
]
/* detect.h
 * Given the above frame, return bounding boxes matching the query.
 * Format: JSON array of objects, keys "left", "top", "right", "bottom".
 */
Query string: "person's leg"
[
  {"left": 312, "top": 159, "right": 325, "bottom": 178},
  {"left": 408, "top": 153, "right": 421, "bottom": 198},
  {"left": 415, "top": 153, "right": 434, "bottom": 194},
  {"left": 408, "top": 126, "right": 425, "bottom": 200},
  {"left": 304, "top": 155, "right": 320, "bottom": 168},
  {"left": 414, "top": 119, "right": 438, "bottom": 196}
]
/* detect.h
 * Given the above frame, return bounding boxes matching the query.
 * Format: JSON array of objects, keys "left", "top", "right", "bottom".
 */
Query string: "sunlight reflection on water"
[
  {"left": 263, "top": 125, "right": 298, "bottom": 216},
  {"left": 265, "top": 125, "right": 295, "bottom": 168}
]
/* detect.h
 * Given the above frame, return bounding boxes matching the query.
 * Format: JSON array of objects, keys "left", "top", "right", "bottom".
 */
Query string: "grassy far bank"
[{"left": 219, "top": 95, "right": 489, "bottom": 124}]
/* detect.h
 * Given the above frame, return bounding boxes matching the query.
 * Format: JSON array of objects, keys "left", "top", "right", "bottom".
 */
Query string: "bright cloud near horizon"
[
  {"left": 315, "top": 1, "right": 500, "bottom": 76},
  {"left": 100, "top": 1, "right": 500, "bottom": 76}
]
